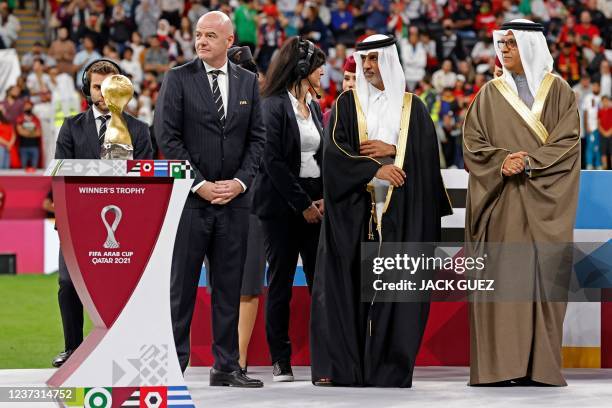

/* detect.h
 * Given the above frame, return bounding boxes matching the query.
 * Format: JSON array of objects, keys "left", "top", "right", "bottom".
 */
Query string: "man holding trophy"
[{"left": 52, "top": 59, "right": 153, "bottom": 367}]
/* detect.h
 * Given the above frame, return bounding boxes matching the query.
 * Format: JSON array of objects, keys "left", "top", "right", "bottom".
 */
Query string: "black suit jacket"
[
  {"left": 55, "top": 109, "right": 153, "bottom": 159},
  {"left": 154, "top": 58, "right": 266, "bottom": 209},
  {"left": 253, "top": 92, "right": 324, "bottom": 219}
]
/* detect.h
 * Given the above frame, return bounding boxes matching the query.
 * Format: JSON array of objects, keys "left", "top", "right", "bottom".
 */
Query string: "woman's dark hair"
[{"left": 261, "top": 37, "right": 326, "bottom": 98}]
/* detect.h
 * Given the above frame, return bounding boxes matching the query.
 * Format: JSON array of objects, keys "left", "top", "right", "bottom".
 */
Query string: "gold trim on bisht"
[{"left": 491, "top": 72, "right": 555, "bottom": 144}]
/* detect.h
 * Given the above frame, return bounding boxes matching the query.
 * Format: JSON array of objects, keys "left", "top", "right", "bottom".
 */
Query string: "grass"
[{"left": 0, "top": 273, "right": 92, "bottom": 369}]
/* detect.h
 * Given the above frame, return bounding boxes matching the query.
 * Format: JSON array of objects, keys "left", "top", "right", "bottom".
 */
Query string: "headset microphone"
[{"left": 307, "top": 77, "right": 321, "bottom": 100}]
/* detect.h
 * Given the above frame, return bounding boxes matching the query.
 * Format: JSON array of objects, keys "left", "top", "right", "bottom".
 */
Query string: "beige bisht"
[{"left": 463, "top": 72, "right": 580, "bottom": 386}]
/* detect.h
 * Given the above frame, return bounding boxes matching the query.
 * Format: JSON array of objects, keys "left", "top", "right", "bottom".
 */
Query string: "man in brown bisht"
[{"left": 463, "top": 19, "right": 580, "bottom": 386}]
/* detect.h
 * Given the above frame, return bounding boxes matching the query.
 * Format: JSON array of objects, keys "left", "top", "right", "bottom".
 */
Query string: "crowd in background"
[{"left": 0, "top": 0, "right": 611, "bottom": 171}]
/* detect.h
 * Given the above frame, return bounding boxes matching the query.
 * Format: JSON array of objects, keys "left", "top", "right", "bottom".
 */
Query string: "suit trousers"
[
  {"left": 262, "top": 177, "right": 322, "bottom": 364},
  {"left": 58, "top": 249, "right": 84, "bottom": 351},
  {"left": 171, "top": 204, "right": 249, "bottom": 373}
]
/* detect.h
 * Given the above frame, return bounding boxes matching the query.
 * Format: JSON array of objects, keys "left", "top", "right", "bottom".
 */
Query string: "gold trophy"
[{"left": 100, "top": 74, "right": 134, "bottom": 159}]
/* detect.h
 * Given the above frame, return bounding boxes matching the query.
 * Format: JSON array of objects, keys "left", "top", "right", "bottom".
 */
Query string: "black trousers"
[
  {"left": 171, "top": 205, "right": 249, "bottom": 373},
  {"left": 262, "top": 178, "right": 322, "bottom": 364},
  {"left": 58, "top": 249, "right": 84, "bottom": 351}
]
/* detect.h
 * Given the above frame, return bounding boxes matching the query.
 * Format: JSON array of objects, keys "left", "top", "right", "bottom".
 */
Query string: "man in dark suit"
[
  {"left": 154, "top": 12, "right": 265, "bottom": 387},
  {"left": 52, "top": 59, "right": 153, "bottom": 367}
]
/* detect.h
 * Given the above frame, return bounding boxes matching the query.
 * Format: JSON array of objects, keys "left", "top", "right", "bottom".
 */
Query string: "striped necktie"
[
  {"left": 209, "top": 70, "right": 225, "bottom": 129},
  {"left": 98, "top": 114, "right": 110, "bottom": 145}
]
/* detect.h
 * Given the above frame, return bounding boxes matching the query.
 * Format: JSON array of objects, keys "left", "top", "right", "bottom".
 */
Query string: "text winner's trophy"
[{"left": 100, "top": 74, "right": 134, "bottom": 159}]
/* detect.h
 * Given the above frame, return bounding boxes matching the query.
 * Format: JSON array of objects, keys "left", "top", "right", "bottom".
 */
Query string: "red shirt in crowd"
[
  {"left": 574, "top": 23, "right": 600, "bottom": 40},
  {"left": 15, "top": 113, "right": 42, "bottom": 148},
  {"left": 599, "top": 106, "right": 612, "bottom": 134}
]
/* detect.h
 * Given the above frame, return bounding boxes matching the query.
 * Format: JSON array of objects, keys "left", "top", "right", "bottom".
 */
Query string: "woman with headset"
[{"left": 252, "top": 37, "right": 326, "bottom": 382}]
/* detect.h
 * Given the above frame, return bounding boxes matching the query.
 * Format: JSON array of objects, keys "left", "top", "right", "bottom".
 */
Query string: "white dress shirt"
[
  {"left": 287, "top": 91, "right": 321, "bottom": 178},
  {"left": 92, "top": 104, "right": 110, "bottom": 136},
  {"left": 192, "top": 59, "right": 246, "bottom": 193},
  {"left": 202, "top": 59, "right": 229, "bottom": 115},
  {"left": 366, "top": 83, "right": 399, "bottom": 222}
]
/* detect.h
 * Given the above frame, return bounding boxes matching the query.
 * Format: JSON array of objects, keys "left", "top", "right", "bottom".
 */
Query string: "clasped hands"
[
  {"left": 360, "top": 139, "right": 406, "bottom": 187},
  {"left": 196, "top": 180, "right": 243, "bottom": 205},
  {"left": 502, "top": 151, "right": 529, "bottom": 177}
]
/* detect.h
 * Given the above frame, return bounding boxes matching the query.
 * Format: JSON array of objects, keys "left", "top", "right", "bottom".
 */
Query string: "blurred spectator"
[
  {"left": 501, "top": 0, "right": 524, "bottom": 22},
  {"left": 174, "top": 16, "right": 194, "bottom": 60},
  {"left": 363, "top": 0, "right": 390, "bottom": 34},
  {"left": 102, "top": 44, "right": 120, "bottom": 62},
  {"left": 400, "top": 26, "right": 427, "bottom": 91},
  {"left": 127, "top": 31, "right": 146, "bottom": 65},
  {"left": 330, "top": 0, "right": 354, "bottom": 46},
  {"left": 26, "top": 59, "right": 52, "bottom": 104},
  {"left": 120, "top": 47, "right": 143, "bottom": 92},
  {"left": 21, "top": 42, "right": 56, "bottom": 73},
  {"left": 188, "top": 0, "right": 208, "bottom": 28},
  {"left": 0, "top": 85, "right": 25, "bottom": 126},
  {"left": 600, "top": 94, "right": 612, "bottom": 169},
  {"left": 457, "top": 59, "right": 476, "bottom": 84},
  {"left": 432, "top": 59, "right": 458, "bottom": 93},
  {"left": 475, "top": 1, "right": 496, "bottom": 35},
  {"left": 143, "top": 35, "right": 170, "bottom": 82},
  {"left": 575, "top": 10, "right": 600, "bottom": 41},
  {"left": 65, "top": 0, "right": 105, "bottom": 44},
  {"left": 438, "top": 18, "right": 465, "bottom": 63},
  {"left": 0, "top": 1, "right": 20, "bottom": 49},
  {"left": 583, "top": 80, "right": 603, "bottom": 169},
  {"left": 109, "top": 3, "right": 133, "bottom": 51},
  {"left": 234, "top": 0, "right": 258, "bottom": 53},
  {"left": 258, "top": 9, "right": 285, "bottom": 73},
  {"left": 556, "top": 42, "right": 581, "bottom": 86},
  {"left": 73, "top": 35, "right": 101, "bottom": 88},
  {"left": 544, "top": 0, "right": 568, "bottom": 24},
  {"left": 421, "top": 31, "right": 438, "bottom": 70},
  {"left": 15, "top": 99, "right": 42, "bottom": 169},
  {"left": 387, "top": 0, "right": 407, "bottom": 39},
  {"left": 585, "top": 36, "right": 605, "bottom": 74},
  {"left": 136, "top": 0, "right": 161, "bottom": 40},
  {"left": 33, "top": 91, "right": 54, "bottom": 167},
  {"left": 48, "top": 65, "right": 79, "bottom": 163},
  {"left": 452, "top": 1, "right": 476, "bottom": 39},
  {"left": 471, "top": 30, "right": 495, "bottom": 69},
  {"left": 600, "top": 60, "right": 611, "bottom": 97},
  {"left": 160, "top": 0, "right": 184, "bottom": 29},
  {"left": 0, "top": 109, "right": 15, "bottom": 169},
  {"left": 299, "top": 3, "right": 328, "bottom": 50},
  {"left": 573, "top": 74, "right": 592, "bottom": 167},
  {"left": 48, "top": 27, "right": 77, "bottom": 75}
]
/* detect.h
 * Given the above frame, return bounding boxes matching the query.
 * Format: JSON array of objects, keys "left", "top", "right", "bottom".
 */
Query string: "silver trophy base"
[{"left": 101, "top": 143, "right": 134, "bottom": 160}]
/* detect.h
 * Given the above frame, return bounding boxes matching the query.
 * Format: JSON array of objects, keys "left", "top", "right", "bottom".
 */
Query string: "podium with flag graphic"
[{"left": 45, "top": 159, "right": 195, "bottom": 407}]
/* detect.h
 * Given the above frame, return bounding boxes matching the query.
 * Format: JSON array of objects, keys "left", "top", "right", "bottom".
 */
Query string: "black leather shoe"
[
  {"left": 52, "top": 350, "right": 74, "bottom": 368},
  {"left": 209, "top": 367, "right": 263, "bottom": 388},
  {"left": 272, "top": 360, "right": 294, "bottom": 382}
]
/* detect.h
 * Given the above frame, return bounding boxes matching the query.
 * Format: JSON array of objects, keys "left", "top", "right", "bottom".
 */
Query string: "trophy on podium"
[{"left": 100, "top": 74, "right": 134, "bottom": 160}]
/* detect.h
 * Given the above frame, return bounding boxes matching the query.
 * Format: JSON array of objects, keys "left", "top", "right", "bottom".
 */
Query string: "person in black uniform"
[
  {"left": 252, "top": 37, "right": 326, "bottom": 382},
  {"left": 51, "top": 59, "right": 153, "bottom": 367}
]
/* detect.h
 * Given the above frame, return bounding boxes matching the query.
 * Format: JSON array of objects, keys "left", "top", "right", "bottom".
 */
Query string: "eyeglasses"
[{"left": 497, "top": 39, "right": 518, "bottom": 50}]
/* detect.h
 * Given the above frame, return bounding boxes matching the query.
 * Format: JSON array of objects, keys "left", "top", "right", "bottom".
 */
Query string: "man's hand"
[
  {"left": 303, "top": 203, "right": 323, "bottom": 223},
  {"left": 195, "top": 180, "right": 243, "bottom": 204},
  {"left": 502, "top": 151, "right": 528, "bottom": 177},
  {"left": 375, "top": 164, "right": 406, "bottom": 187},
  {"left": 210, "top": 180, "right": 244, "bottom": 205},
  {"left": 360, "top": 140, "right": 396, "bottom": 158},
  {"left": 313, "top": 199, "right": 324, "bottom": 216}
]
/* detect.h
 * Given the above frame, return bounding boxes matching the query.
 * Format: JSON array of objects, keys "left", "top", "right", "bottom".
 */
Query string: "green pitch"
[{"left": 0, "top": 274, "right": 92, "bottom": 369}]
